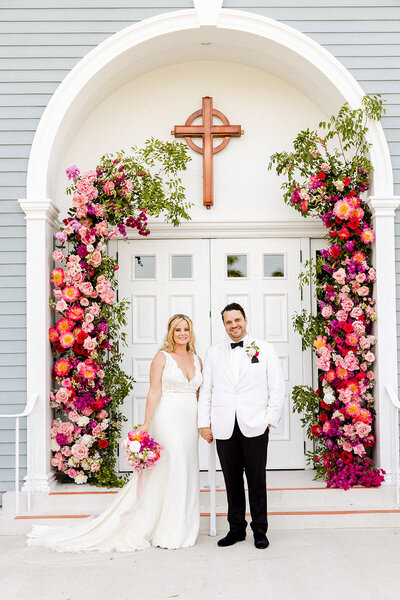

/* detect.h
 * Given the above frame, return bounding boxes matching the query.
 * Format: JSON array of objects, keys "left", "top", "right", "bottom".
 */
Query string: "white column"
[
  {"left": 369, "top": 196, "right": 400, "bottom": 482},
  {"left": 18, "top": 199, "right": 60, "bottom": 493}
]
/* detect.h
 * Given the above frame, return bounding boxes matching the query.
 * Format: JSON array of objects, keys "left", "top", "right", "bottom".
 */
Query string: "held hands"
[{"left": 200, "top": 427, "right": 213, "bottom": 444}]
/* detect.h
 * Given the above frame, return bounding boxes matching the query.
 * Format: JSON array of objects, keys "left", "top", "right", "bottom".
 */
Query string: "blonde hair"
[{"left": 161, "top": 314, "right": 196, "bottom": 354}]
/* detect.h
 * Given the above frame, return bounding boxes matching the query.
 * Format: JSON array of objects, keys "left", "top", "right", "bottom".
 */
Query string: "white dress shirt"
[{"left": 228, "top": 333, "right": 249, "bottom": 384}]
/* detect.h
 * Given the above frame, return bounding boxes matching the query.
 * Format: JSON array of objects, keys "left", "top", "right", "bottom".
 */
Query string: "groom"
[{"left": 198, "top": 303, "right": 285, "bottom": 549}]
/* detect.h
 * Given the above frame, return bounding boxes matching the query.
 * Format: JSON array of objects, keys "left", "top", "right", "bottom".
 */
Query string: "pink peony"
[
  {"left": 67, "top": 468, "right": 78, "bottom": 479},
  {"left": 76, "top": 179, "right": 98, "bottom": 200},
  {"left": 72, "top": 193, "right": 88, "bottom": 208},
  {"left": 71, "top": 443, "right": 89, "bottom": 460},
  {"left": 82, "top": 170, "right": 97, "bottom": 183},
  {"left": 102, "top": 289, "right": 116, "bottom": 305},
  {"left": 333, "top": 199, "right": 353, "bottom": 220}
]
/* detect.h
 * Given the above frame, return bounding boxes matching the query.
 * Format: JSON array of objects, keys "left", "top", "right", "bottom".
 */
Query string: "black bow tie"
[{"left": 230, "top": 341, "right": 244, "bottom": 349}]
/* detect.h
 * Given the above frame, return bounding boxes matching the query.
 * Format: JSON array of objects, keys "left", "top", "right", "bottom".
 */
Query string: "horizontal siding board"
[
  {"left": 0, "top": 430, "right": 27, "bottom": 443},
  {"left": 0, "top": 146, "right": 31, "bottom": 158},
  {"left": 0, "top": 378, "right": 27, "bottom": 391},
  {"left": 0, "top": 328, "right": 27, "bottom": 341},
  {"left": 0, "top": 226, "right": 26, "bottom": 238},
  {"left": 225, "top": 0, "right": 400, "bottom": 6},
  {"left": 0, "top": 287, "right": 26, "bottom": 300},
  {"left": 0, "top": 277, "right": 26, "bottom": 290},
  {"left": 0, "top": 252, "right": 26, "bottom": 265},
  {"left": 0, "top": 130, "right": 35, "bottom": 145},
  {"left": 0, "top": 95, "right": 51, "bottom": 107},
  {"left": 0, "top": 301, "right": 26, "bottom": 316},
  {"left": 0, "top": 391, "right": 28, "bottom": 402},
  {"left": 0, "top": 213, "right": 26, "bottom": 226},
  {"left": 0, "top": 263, "right": 26, "bottom": 276},
  {"left": 0, "top": 353, "right": 26, "bottom": 366},
  {"left": 0, "top": 365, "right": 26, "bottom": 378},
  {"left": 0, "top": 455, "right": 26, "bottom": 468},
  {"left": 0, "top": 442, "right": 27, "bottom": 454}
]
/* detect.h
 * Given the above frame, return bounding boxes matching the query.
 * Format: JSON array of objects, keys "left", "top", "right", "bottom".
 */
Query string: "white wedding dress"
[{"left": 27, "top": 351, "right": 202, "bottom": 552}]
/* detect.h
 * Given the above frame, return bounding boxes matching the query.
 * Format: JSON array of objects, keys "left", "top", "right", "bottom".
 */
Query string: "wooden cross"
[{"left": 171, "top": 97, "right": 244, "bottom": 209}]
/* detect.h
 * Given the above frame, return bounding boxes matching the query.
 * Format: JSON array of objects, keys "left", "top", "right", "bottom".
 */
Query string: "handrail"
[
  {"left": 385, "top": 385, "right": 400, "bottom": 505},
  {"left": 0, "top": 393, "right": 39, "bottom": 515}
]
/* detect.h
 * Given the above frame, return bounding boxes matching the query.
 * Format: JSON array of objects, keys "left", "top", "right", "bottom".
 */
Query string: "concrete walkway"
[{"left": 1, "top": 528, "right": 399, "bottom": 600}]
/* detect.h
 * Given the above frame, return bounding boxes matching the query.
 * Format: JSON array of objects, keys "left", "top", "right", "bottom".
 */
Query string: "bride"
[{"left": 27, "top": 314, "right": 203, "bottom": 552}]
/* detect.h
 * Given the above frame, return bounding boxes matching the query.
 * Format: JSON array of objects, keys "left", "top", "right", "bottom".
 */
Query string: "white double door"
[{"left": 117, "top": 237, "right": 305, "bottom": 471}]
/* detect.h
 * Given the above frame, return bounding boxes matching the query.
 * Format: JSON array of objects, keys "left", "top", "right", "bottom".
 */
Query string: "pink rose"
[
  {"left": 92, "top": 425, "right": 103, "bottom": 437},
  {"left": 76, "top": 179, "right": 98, "bottom": 200},
  {"left": 61, "top": 446, "right": 72, "bottom": 457},
  {"left": 102, "top": 181, "right": 115, "bottom": 196},
  {"left": 55, "top": 388, "right": 69, "bottom": 403},
  {"left": 82, "top": 170, "right": 97, "bottom": 183},
  {"left": 82, "top": 321, "right": 94, "bottom": 333},
  {"left": 72, "top": 193, "right": 88, "bottom": 208},
  {"left": 335, "top": 310, "right": 348, "bottom": 322},
  {"left": 98, "top": 410, "right": 108, "bottom": 419},
  {"left": 333, "top": 268, "right": 346, "bottom": 285},
  {"left": 102, "top": 289, "right": 116, "bottom": 305},
  {"left": 355, "top": 273, "right": 366, "bottom": 284},
  {"left": 90, "top": 463, "right": 100, "bottom": 472},
  {"left": 67, "top": 468, "right": 78, "bottom": 479},
  {"left": 367, "top": 370, "right": 375, "bottom": 380},
  {"left": 350, "top": 307, "right": 363, "bottom": 318},
  {"left": 342, "top": 441, "right": 353, "bottom": 452},
  {"left": 355, "top": 422, "right": 371, "bottom": 438},
  {"left": 53, "top": 289, "right": 62, "bottom": 300},
  {"left": 316, "top": 357, "right": 330, "bottom": 371},
  {"left": 58, "top": 421, "right": 74, "bottom": 437},
  {"left": 364, "top": 352, "right": 375, "bottom": 363},
  {"left": 76, "top": 206, "right": 88, "bottom": 219},
  {"left": 68, "top": 411, "right": 79, "bottom": 422},
  {"left": 56, "top": 300, "right": 68, "bottom": 313},
  {"left": 80, "top": 298, "right": 89, "bottom": 307},
  {"left": 52, "top": 249, "right": 64, "bottom": 262},
  {"left": 359, "top": 337, "right": 370, "bottom": 350},
  {"left": 108, "top": 228, "right": 119, "bottom": 239},
  {"left": 357, "top": 286, "right": 369, "bottom": 297},
  {"left": 88, "top": 249, "right": 102, "bottom": 268},
  {"left": 89, "top": 303, "right": 100, "bottom": 316},
  {"left": 320, "top": 163, "right": 331, "bottom": 172},
  {"left": 94, "top": 204, "right": 105, "bottom": 217},
  {"left": 71, "top": 443, "right": 89, "bottom": 460},
  {"left": 79, "top": 282, "right": 93, "bottom": 296},
  {"left": 321, "top": 305, "right": 332, "bottom": 318},
  {"left": 95, "top": 221, "right": 108, "bottom": 237},
  {"left": 83, "top": 337, "right": 97, "bottom": 351},
  {"left": 354, "top": 444, "right": 366, "bottom": 457},
  {"left": 84, "top": 312, "right": 94, "bottom": 323}
]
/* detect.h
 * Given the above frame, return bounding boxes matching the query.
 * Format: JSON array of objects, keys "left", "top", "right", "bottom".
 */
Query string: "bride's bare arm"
[{"left": 141, "top": 352, "right": 165, "bottom": 433}]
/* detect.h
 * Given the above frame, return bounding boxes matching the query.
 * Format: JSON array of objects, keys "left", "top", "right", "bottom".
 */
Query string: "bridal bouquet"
[{"left": 122, "top": 425, "right": 162, "bottom": 472}]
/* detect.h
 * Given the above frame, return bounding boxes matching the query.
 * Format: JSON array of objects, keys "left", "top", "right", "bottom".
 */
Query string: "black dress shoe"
[
  {"left": 254, "top": 534, "right": 269, "bottom": 549},
  {"left": 217, "top": 531, "right": 246, "bottom": 547}
]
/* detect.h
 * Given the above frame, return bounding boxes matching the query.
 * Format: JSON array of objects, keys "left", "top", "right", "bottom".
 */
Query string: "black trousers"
[{"left": 216, "top": 418, "right": 269, "bottom": 536}]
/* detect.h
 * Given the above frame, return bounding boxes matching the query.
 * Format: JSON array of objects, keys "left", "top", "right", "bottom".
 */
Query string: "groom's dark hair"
[{"left": 221, "top": 303, "right": 246, "bottom": 322}]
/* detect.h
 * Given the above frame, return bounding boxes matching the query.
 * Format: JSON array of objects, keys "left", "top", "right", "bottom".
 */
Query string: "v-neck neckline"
[{"left": 167, "top": 352, "right": 196, "bottom": 383}]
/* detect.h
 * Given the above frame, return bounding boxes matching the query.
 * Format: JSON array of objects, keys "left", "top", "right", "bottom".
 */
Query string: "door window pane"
[
  {"left": 171, "top": 255, "right": 192, "bottom": 279},
  {"left": 134, "top": 255, "right": 155, "bottom": 279},
  {"left": 264, "top": 254, "right": 285, "bottom": 278},
  {"left": 227, "top": 255, "right": 247, "bottom": 278}
]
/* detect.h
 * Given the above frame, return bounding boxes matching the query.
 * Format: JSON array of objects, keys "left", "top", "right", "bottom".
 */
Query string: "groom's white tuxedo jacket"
[{"left": 198, "top": 337, "right": 285, "bottom": 439}]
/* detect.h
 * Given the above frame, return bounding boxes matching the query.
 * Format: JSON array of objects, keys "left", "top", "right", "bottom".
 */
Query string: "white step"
[{"left": 1, "top": 470, "right": 399, "bottom": 534}]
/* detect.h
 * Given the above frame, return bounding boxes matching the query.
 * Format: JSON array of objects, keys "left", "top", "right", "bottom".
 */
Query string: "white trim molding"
[
  {"left": 369, "top": 197, "right": 400, "bottom": 479},
  {"left": 18, "top": 3, "right": 398, "bottom": 493}
]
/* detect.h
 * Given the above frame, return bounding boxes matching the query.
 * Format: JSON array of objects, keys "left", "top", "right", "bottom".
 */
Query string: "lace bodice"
[{"left": 161, "top": 351, "right": 203, "bottom": 393}]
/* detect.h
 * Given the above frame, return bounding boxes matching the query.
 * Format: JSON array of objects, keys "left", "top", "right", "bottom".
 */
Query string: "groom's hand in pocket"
[{"left": 200, "top": 427, "right": 213, "bottom": 444}]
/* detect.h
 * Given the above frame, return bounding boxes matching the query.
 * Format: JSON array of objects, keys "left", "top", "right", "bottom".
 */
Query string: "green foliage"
[{"left": 292, "top": 310, "right": 326, "bottom": 351}]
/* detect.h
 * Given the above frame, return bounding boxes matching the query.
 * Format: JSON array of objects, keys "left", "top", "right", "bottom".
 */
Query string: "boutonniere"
[{"left": 246, "top": 341, "right": 260, "bottom": 363}]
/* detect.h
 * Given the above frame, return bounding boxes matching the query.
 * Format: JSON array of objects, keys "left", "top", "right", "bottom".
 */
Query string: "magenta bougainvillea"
[
  {"left": 49, "top": 140, "right": 190, "bottom": 486},
  {"left": 269, "top": 95, "right": 386, "bottom": 489}
]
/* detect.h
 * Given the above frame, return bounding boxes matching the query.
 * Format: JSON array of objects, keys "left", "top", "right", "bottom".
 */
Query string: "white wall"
[{"left": 55, "top": 60, "right": 328, "bottom": 224}]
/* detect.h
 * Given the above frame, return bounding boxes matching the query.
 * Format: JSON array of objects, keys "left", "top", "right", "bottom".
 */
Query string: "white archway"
[{"left": 19, "top": 5, "right": 399, "bottom": 492}]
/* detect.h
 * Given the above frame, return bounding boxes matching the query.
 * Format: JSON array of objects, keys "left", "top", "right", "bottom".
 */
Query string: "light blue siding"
[{"left": 1, "top": 0, "right": 399, "bottom": 501}]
